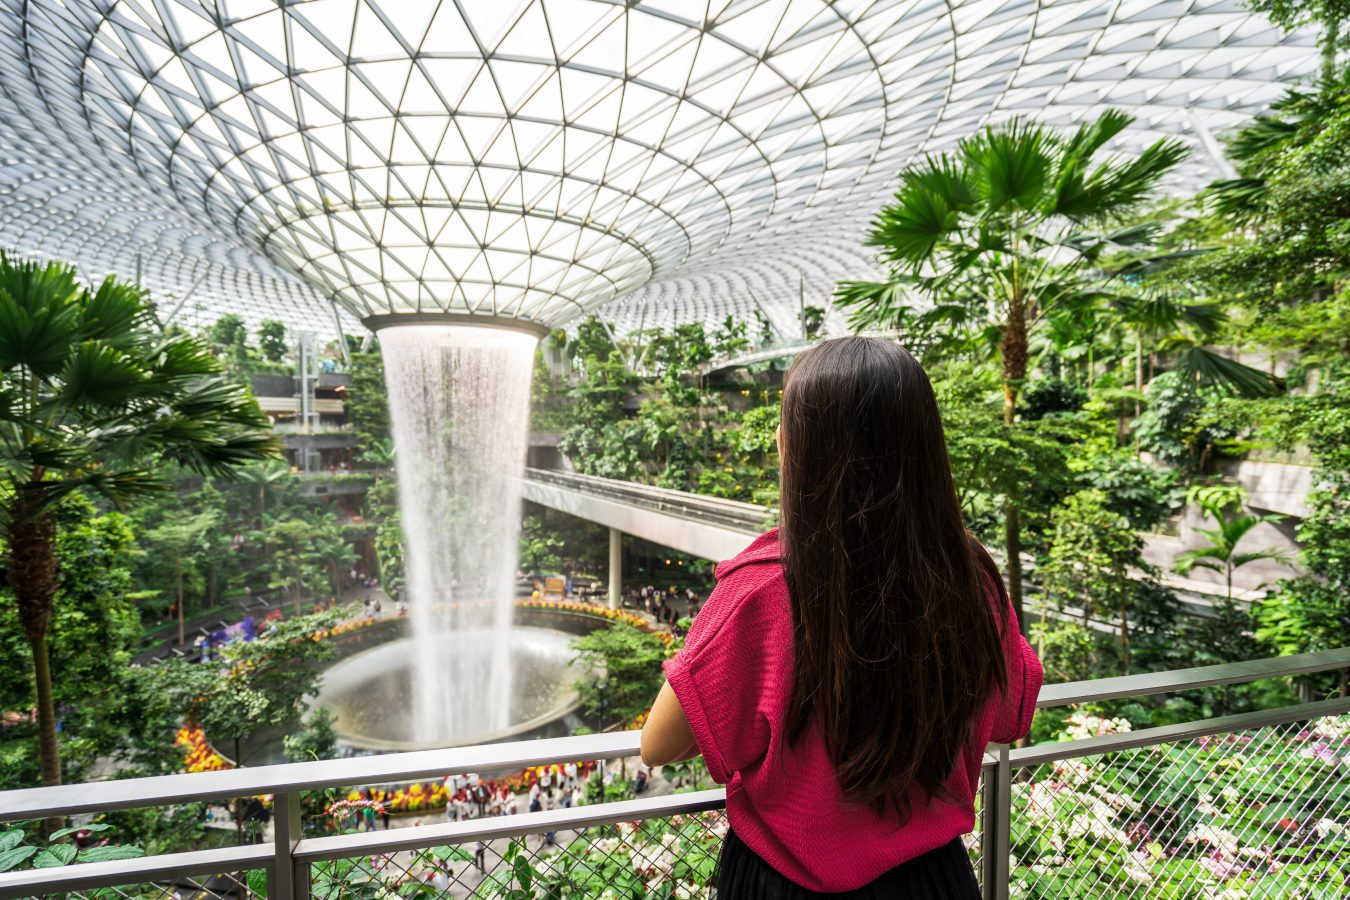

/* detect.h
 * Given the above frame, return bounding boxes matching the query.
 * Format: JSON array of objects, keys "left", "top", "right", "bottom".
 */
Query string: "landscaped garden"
[{"left": 1, "top": 7, "right": 1349, "bottom": 894}]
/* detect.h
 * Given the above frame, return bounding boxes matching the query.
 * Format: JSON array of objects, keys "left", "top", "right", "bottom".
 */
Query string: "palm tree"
[
  {"left": 236, "top": 459, "right": 293, "bottom": 522},
  {"left": 0, "top": 252, "right": 276, "bottom": 797},
  {"left": 836, "top": 111, "right": 1187, "bottom": 622},
  {"left": 308, "top": 517, "right": 358, "bottom": 595},
  {"left": 1176, "top": 489, "right": 1289, "bottom": 600}
]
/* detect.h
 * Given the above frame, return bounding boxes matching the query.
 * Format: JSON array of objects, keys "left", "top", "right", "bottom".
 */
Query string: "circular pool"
[{"left": 313, "top": 626, "right": 584, "bottom": 751}]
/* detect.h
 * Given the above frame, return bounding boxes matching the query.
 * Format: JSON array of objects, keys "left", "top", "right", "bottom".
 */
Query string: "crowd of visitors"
[{"left": 342, "top": 762, "right": 603, "bottom": 886}]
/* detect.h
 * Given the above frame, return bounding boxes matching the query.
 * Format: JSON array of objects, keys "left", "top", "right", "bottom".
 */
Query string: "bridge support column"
[{"left": 608, "top": 527, "right": 622, "bottom": 610}]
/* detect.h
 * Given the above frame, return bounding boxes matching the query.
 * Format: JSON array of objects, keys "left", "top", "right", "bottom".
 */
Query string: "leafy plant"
[
  {"left": 0, "top": 823, "right": 143, "bottom": 875},
  {"left": 1175, "top": 489, "right": 1288, "bottom": 600},
  {"left": 0, "top": 253, "right": 275, "bottom": 804},
  {"left": 835, "top": 110, "right": 1186, "bottom": 621}
]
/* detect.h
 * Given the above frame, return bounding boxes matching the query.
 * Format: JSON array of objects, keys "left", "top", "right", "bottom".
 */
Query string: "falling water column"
[{"left": 377, "top": 324, "right": 537, "bottom": 745}]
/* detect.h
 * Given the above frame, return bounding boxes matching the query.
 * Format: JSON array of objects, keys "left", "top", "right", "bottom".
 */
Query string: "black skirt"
[{"left": 715, "top": 829, "right": 980, "bottom": 899}]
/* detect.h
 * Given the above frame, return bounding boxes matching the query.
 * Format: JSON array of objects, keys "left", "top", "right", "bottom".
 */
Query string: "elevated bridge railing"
[{"left": 3, "top": 648, "right": 1349, "bottom": 899}]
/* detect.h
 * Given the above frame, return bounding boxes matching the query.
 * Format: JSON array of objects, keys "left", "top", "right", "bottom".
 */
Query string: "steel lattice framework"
[{"left": 0, "top": 0, "right": 1320, "bottom": 338}]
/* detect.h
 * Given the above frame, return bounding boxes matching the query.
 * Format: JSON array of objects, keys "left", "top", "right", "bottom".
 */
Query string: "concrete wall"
[{"left": 1142, "top": 459, "right": 1311, "bottom": 596}]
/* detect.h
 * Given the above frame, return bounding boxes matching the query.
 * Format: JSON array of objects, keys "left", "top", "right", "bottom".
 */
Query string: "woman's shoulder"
[
  {"left": 685, "top": 530, "right": 788, "bottom": 652},
  {"left": 713, "top": 528, "right": 783, "bottom": 582}
]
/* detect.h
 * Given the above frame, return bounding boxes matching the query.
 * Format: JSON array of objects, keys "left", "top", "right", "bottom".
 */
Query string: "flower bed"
[
  {"left": 515, "top": 598, "right": 675, "bottom": 645},
  {"left": 174, "top": 726, "right": 229, "bottom": 773}
]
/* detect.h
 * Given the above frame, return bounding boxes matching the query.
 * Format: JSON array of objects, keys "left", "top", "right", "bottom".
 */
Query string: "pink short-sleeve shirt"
[{"left": 663, "top": 529, "right": 1042, "bottom": 892}]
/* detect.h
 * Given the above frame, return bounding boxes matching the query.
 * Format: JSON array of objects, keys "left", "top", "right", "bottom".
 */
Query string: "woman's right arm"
[{"left": 992, "top": 610, "right": 1044, "bottom": 744}]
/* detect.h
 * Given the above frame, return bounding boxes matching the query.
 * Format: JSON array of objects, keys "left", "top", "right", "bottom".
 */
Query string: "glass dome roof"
[{"left": 0, "top": 0, "right": 1319, "bottom": 338}]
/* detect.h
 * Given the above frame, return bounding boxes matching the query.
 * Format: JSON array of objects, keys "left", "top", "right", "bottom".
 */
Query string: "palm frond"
[
  {"left": 1059, "top": 109, "right": 1134, "bottom": 166},
  {"left": 0, "top": 285, "right": 81, "bottom": 377},
  {"left": 1176, "top": 346, "right": 1283, "bottom": 398},
  {"left": 966, "top": 120, "right": 1051, "bottom": 213},
  {"left": 1178, "top": 303, "right": 1226, "bottom": 336},
  {"left": 61, "top": 341, "right": 150, "bottom": 408},
  {"left": 836, "top": 278, "right": 918, "bottom": 330},
  {"left": 867, "top": 172, "right": 964, "bottom": 266},
  {"left": 1060, "top": 137, "right": 1188, "bottom": 222},
  {"left": 1232, "top": 549, "right": 1290, "bottom": 568},
  {"left": 82, "top": 276, "right": 157, "bottom": 346},
  {"left": 1206, "top": 178, "right": 1269, "bottom": 220}
]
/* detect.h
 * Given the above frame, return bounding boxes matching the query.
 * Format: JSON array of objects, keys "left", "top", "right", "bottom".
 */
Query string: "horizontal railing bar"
[
  {"left": 1010, "top": 696, "right": 1350, "bottom": 768},
  {"left": 293, "top": 788, "right": 727, "bottom": 862},
  {"left": 1038, "top": 646, "right": 1350, "bottom": 708},
  {"left": 0, "top": 731, "right": 642, "bottom": 823},
  {"left": 0, "top": 843, "right": 272, "bottom": 900}
]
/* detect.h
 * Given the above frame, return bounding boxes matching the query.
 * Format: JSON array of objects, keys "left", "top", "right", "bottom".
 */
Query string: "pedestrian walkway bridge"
[
  {"left": 3, "top": 647, "right": 1348, "bottom": 899},
  {"left": 521, "top": 467, "right": 773, "bottom": 563}
]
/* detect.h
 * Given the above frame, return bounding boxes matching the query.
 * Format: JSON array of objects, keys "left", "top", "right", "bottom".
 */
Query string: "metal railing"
[
  {"left": 2, "top": 648, "right": 1349, "bottom": 899},
  {"left": 523, "top": 467, "right": 776, "bottom": 534}
]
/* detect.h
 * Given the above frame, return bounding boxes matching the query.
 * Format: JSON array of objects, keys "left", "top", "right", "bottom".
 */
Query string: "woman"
[{"left": 640, "top": 338, "right": 1042, "bottom": 897}]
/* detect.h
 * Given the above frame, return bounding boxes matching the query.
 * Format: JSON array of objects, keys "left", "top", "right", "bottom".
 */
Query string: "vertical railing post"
[
  {"left": 993, "top": 743, "right": 1012, "bottom": 900},
  {"left": 981, "top": 756, "right": 998, "bottom": 900},
  {"left": 270, "top": 791, "right": 309, "bottom": 900}
]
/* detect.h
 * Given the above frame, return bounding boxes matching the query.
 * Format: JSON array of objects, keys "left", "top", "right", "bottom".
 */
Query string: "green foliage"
[
  {"left": 0, "top": 494, "right": 140, "bottom": 786},
  {"left": 1132, "top": 371, "right": 1239, "bottom": 471},
  {"left": 518, "top": 514, "right": 563, "bottom": 574},
  {"left": 207, "top": 314, "right": 247, "bottom": 355},
  {"left": 836, "top": 111, "right": 1185, "bottom": 355},
  {"left": 135, "top": 609, "right": 341, "bottom": 765},
  {"left": 256, "top": 319, "right": 288, "bottom": 362},
  {"left": 571, "top": 623, "right": 672, "bottom": 729},
  {"left": 345, "top": 346, "right": 392, "bottom": 455},
  {"left": 1029, "top": 620, "right": 1099, "bottom": 684},
  {"left": 1071, "top": 448, "right": 1181, "bottom": 531},
  {"left": 1252, "top": 365, "right": 1350, "bottom": 662},
  {"left": 1040, "top": 490, "right": 1176, "bottom": 673},
  {"left": 283, "top": 707, "right": 339, "bottom": 762},
  {"left": 1020, "top": 378, "right": 1086, "bottom": 419},
  {"left": 931, "top": 363, "right": 1082, "bottom": 543},
  {"left": 0, "top": 822, "right": 143, "bottom": 874},
  {"left": 1175, "top": 493, "right": 1288, "bottom": 599},
  {"left": 1008, "top": 714, "right": 1350, "bottom": 896}
]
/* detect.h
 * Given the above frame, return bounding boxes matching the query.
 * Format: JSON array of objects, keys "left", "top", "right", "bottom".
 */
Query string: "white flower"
[
  {"left": 1062, "top": 711, "right": 1134, "bottom": 741},
  {"left": 1186, "top": 824, "right": 1240, "bottom": 855},
  {"left": 1309, "top": 716, "right": 1350, "bottom": 740},
  {"left": 1315, "top": 818, "right": 1343, "bottom": 838}
]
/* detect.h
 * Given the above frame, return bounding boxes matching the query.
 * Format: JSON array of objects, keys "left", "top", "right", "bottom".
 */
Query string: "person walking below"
[
  {"left": 640, "top": 337, "right": 1043, "bottom": 899},
  {"left": 474, "top": 782, "right": 488, "bottom": 817}
]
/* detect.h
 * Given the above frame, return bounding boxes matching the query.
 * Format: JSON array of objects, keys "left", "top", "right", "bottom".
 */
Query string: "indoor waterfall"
[{"left": 378, "top": 325, "right": 536, "bottom": 745}]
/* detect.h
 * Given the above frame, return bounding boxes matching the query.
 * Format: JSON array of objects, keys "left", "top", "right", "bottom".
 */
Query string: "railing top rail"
[
  {"left": 1037, "top": 646, "right": 1350, "bottom": 708},
  {"left": 1012, "top": 695, "right": 1350, "bottom": 768},
  {"left": 0, "top": 731, "right": 641, "bottom": 824}
]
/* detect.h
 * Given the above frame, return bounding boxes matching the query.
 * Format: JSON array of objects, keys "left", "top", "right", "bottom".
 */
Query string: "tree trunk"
[
  {"left": 1134, "top": 334, "right": 1144, "bottom": 416},
  {"left": 1000, "top": 307, "right": 1028, "bottom": 631},
  {"left": 176, "top": 564, "right": 186, "bottom": 646},
  {"left": 1119, "top": 603, "right": 1131, "bottom": 674},
  {"left": 7, "top": 501, "right": 62, "bottom": 833}
]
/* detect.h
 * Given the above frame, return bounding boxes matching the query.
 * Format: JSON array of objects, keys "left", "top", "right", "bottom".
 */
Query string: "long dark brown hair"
[{"left": 779, "top": 337, "right": 1007, "bottom": 816}]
